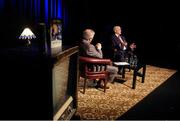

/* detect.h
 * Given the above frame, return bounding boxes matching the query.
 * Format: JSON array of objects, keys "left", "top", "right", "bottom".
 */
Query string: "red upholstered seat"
[{"left": 79, "top": 56, "right": 111, "bottom": 94}]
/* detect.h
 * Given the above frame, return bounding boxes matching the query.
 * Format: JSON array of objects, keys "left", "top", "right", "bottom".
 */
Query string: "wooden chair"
[{"left": 79, "top": 56, "right": 111, "bottom": 94}]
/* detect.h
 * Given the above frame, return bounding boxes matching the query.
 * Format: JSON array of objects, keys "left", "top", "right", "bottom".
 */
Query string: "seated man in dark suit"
[
  {"left": 79, "top": 28, "right": 119, "bottom": 88},
  {"left": 111, "top": 25, "right": 136, "bottom": 62}
]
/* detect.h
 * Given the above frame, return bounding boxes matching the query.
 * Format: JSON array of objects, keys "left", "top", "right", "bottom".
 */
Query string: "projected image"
[
  {"left": 50, "top": 19, "right": 62, "bottom": 54},
  {"left": 50, "top": 20, "right": 62, "bottom": 41}
]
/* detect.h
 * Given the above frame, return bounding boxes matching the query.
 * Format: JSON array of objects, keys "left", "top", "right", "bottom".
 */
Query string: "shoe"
[
  {"left": 96, "top": 80, "right": 110, "bottom": 89},
  {"left": 98, "top": 84, "right": 110, "bottom": 89}
]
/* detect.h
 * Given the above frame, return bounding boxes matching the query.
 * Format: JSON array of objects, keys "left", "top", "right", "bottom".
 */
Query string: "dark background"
[
  {"left": 1, "top": 0, "right": 180, "bottom": 68},
  {"left": 63, "top": 0, "right": 180, "bottom": 69}
]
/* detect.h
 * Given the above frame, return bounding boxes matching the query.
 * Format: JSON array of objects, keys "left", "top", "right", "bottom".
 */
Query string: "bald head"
[{"left": 113, "top": 26, "right": 121, "bottom": 35}]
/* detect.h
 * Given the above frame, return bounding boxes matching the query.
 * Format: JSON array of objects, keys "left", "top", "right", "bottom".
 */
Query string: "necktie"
[{"left": 118, "top": 36, "right": 126, "bottom": 50}]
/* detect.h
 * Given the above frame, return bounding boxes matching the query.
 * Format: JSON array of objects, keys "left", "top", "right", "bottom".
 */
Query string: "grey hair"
[{"left": 83, "top": 29, "right": 95, "bottom": 40}]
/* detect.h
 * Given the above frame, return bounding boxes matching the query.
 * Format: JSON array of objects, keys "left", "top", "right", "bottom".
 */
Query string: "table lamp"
[{"left": 19, "top": 27, "right": 36, "bottom": 46}]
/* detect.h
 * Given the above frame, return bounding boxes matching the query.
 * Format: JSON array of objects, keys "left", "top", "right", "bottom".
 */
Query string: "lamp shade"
[{"left": 19, "top": 28, "right": 36, "bottom": 39}]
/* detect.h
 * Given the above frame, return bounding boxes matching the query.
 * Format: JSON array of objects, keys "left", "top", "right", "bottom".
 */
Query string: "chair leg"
[
  {"left": 83, "top": 78, "right": 87, "bottom": 94},
  {"left": 103, "top": 79, "right": 107, "bottom": 93}
]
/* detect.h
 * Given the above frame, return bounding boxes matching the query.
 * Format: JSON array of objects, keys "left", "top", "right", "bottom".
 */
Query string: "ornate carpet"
[{"left": 75, "top": 65, "right": 176, "bottom": 120}]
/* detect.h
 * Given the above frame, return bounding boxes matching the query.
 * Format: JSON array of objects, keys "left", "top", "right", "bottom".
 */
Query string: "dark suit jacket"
[{"left": 111, "top": 34, "right": 127, "bottom": 51}]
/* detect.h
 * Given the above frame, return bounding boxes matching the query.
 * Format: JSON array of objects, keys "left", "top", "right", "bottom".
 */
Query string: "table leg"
[
  {"left": 142, "top": 65, "right": 146, "bottom": 83},
  {"left": 132, "top": 68, "right": 137, "bottom": 89},
  {"left": 122, "top": 66, "right": 125, "bottom": 78}
]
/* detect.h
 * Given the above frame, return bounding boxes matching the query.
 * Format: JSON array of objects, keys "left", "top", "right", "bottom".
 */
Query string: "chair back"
[
  {"left": 79, "top": 56, "right": 111, "bottom": 78},
  {"left": 79, "top": 56, "right": 111, "bottom": 93}
]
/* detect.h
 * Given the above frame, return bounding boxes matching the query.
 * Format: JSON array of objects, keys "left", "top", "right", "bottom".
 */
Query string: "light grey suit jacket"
[{"left": 80, "top": 39, "right": 103, "bottom": 58}]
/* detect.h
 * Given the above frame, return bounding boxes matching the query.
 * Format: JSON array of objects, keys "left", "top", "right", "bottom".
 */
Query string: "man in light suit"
[{"left": 79, "top": 29, "right": 118, "bottom": 88}]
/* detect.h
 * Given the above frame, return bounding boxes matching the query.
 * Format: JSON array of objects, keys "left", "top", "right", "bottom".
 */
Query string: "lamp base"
[{"left": 26, "top": 40, "right": 31, "bottom": 46}]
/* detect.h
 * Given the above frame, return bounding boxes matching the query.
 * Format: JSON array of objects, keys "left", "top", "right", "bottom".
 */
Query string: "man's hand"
[
  {"left": 130, "top": 43, "right": 136, "bottom": 49},
  {"left": 96, "top": 43, "right": 102, "bottom": 50}
]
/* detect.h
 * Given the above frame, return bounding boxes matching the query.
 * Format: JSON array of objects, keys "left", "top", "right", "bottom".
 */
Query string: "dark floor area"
[{"left": 117, "top": 71, "right": 180, "bottom": 120}]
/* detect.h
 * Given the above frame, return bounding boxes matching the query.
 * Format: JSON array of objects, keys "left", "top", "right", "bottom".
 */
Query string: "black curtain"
[{"left": 0, "top": 0, "right": 63, "bottom": 47}]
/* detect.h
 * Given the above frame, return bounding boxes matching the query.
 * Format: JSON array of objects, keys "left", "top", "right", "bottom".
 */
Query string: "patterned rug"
[{"left": 75, "top": 65, "right": 176, "bottom": 120}]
